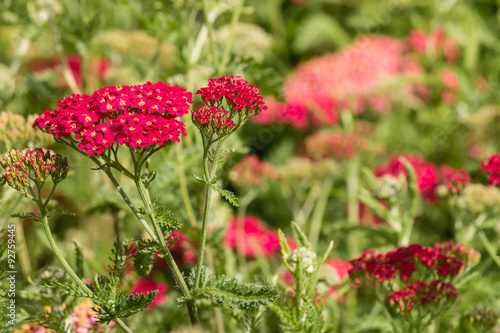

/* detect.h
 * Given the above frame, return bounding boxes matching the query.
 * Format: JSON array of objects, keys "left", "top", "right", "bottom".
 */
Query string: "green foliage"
[
  {"left": 181, "top": 266, "right": 279, "bottom": 311},
  {"left": 195, "top": 174, "right": 240, "bottom": 207},
  {"left": 152, "top": 203, "right": 182, "bottom": 231},
  {"left": 73, "top": 240, "right": 85, "bottom": 279},
  {"left": 10, "top": 212, "right": 38, "bottom": 220},
  {"left": 133, "top": 250, "right": 155, "bottom": 276},
  {"left": 48, "top": 205, "right": 75, "bottom": 216}
]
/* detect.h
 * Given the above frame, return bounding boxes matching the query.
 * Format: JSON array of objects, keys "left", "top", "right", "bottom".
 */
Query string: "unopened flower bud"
[{"left": 288, "top": 247, "right": 316, "bottom": 274}]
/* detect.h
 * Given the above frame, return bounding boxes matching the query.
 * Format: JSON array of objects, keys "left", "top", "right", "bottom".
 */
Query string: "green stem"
[
  {"left": 346, "top": 156, "right": 360, "bottom": 225},
  {"left": 308, "top": 178, "right": 333, "bottom": 249},
  {"left": 478, "top": 231, "right": 500, "bottom": 269},
  {"left": 217, "top": 0, "right": 244, "bottom": 75},
  {"left": 39, "top": 205, "right": 133, "bottom": 333},
  {"left": 194, "top": 138, "right": 225, "bottom": 290}
]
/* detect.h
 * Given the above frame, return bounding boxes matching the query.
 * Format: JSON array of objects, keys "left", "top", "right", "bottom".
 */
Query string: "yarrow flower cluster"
[
  {"left": 229, "top": 154, "right": 279, "bottom": 188},
  {"left": 480, "top": 153, "right": 500, "bottom": 185},
  {"left": 193, "top": 76, "right": 267, "bottom": 136},
  {"left": 405, "top": 28, "right": 459, "bottom": 64},
  {"left": 305, "top": 132, "right": 367, "bottom": 160},
  {"left": 439, "top": 165, "right": 470, "bottom": 194},
  {"left": 224, "top": 216, "right": 295, "bottom": 258},
  {"left": 14, "top": 324, "right": 55, "bottom": 333},
  {"left": 375, "top": 153, "right": 438, "bottom": 203},
  {"left": 388, "top": 280, "right": 458, "bottom": 311},
  {"left": 348, "top": 242, "right": 476, "bottom": 285},
  {"left": 0, "top": 148, "right": 68, "bottom": 191},
  {"left": 0, "top": 111, "right": 53, "bottom": 152},
  {"left": 34, "top": 82, "right": 192, "bottom": 156}
]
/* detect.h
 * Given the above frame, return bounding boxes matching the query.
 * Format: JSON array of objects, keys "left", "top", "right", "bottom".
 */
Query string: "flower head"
[
  {"left": 34, "top": 82, "right": 191, "bottom": 156},
  {"left": 193, "top": 76, "right": 267, "bottom": 136},
  {"left": 70, "top": 300, "right": 114, "bottom": 333},
  {"left": 439, "top": 165, "right": 470, "bottom": 194},
  {"left": 388, "top": 280, "right": 458, "bottom": 312},
  {"left": 0, "top": 148, "right": 68, "bottom": 191},
  {"left": 480, "top": 153, "right": 500, "bottom": 185}
]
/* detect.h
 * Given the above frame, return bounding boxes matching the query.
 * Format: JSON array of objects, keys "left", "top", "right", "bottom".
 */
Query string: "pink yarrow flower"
[{"left": 224, "top": 216, "right": 296, "bottom": 258}]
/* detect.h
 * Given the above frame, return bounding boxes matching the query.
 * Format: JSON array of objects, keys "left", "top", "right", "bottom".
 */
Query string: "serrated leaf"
[
  {"left": 291, "top": 222, "right": 310, "bottom": 249},
  {"left": 11, "top": 212, "right": 38, "bottom": 219},
  {"left": 211, "top": 184, "right": 240, "bottom": 207},
  {"left": 278, "top": 229, "right": 291, "bottom": 258},
  {"left": 197, "top": 276, "right": 279, "bottom": 310},
  {"left": 153, "top": 205, "right": 181, "bottom": 231},
  {"left": 48, "top": 205, "right": 75, "bottom": 216},
  {"left": 133, "top": 251, "right": 155, "bottom": 276}
]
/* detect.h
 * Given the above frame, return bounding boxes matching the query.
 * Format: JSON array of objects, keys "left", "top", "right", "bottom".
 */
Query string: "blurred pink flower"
[
  {"left": 224, "top": 216, "right": 296, "bottom": 258},
  {"left": 130, "top": 277, "right": 169, "bottom": 310}
]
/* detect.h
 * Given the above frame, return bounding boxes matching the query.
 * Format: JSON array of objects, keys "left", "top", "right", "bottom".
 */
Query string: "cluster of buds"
[
  {"left": 373, "top": 174, "right": 406, "bottom": 204},
  {"left": 462, "top": 183, "right": 500, "bottom": 214},
  {"left": 375, "top": 154, "right": 439, "bottom": 203},
  {"left": 192, "top": 76, "right": 267, "bottom": 137},
  {"left": 305, "top": 132, "right": 367, "bottom": 160},
  {"left": 33, "top": 82, "right": 191, "bottom": 156},
  {"left": 388, "top": 280, "right": 458, "bottom": 312},
  {"left": 229, "top": 154, "right": 279, "bottom": 189},
  {"left": 288, "top": 247, "right": 317, "bottom": 274},
  {"left": 280, "top": 157, "right": 338, "bottom": 182},
  {"left": 0, "top": 148, "right": 68, "bottom": 191},
  {"left": 0, "top": 112, "right": 53, "bottom": 152},
  {"left": 464, "top": 308, "right": 500, "bottom": 331},
  {"left": 480, "top": 153, "right": 500, "bottom": 186}
]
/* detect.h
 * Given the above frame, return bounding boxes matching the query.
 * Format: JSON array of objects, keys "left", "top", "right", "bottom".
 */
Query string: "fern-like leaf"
[
  {"left": 133, "top": 251, "right": 155, "bottom": 276},
  {"left": 48, "top": 205, "right": 75, "bottom": 216},
  {"left": 11, "top": 212, "right": 38, "bottom": 219},
  {"left": 211, "top": 184, "right": 240, "bottom": 207}
]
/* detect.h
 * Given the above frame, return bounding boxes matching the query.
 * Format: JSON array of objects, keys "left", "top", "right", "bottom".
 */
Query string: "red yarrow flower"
[
  {"left": 229, "top": 154, "right": 279, "bottom": 188},
  {"left": 388, "top": 280, "right": 459, "bottom": 311},
  {"left": 439, "top": 165, "right": 470, "bottom": 193},
  {"left": 130, "top": 277, "right": 169, "bottom": 310},
  {"left": 34, "top": 82, "right": 192, "bottom": 156},
  {"left": 480, "top": 153, "right": 500, "bottom": 186},
  {"left": 193, "top": 75, "right": 267, "bottom": 136}
]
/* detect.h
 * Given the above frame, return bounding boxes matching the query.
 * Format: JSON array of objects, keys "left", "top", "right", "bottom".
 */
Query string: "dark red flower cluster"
[
  {"left": 305, "top": 132, "right": 368, "bottom": 160},
  {"left": 130, "top": 277, "right": 169, "bottom": 310},
  {"left": 224, "top": 216, "right": 296, "bottom": 258},
  {"left": 229, "top": 154, "right": 279, "bottom": 188},
  {"left": 439, "top": 166, "right": 470, "bottom": 193},
  {"left": 34, "top": 82, "right": 191, "bottom": 155},
  {"left": 388, "top": 280, "right": 458, "bottom": 311},
  {"left": 375, "top": 153, "right": 438, "bottom": 203},
  {"left": 193, "top": 76, "right": 267, "bottom": 135},
  {"left": 349, "top": 243, "right": 467, "bottom": 285},
  {"left": 480, "top": 154, "right": 500, "bottom": 186}
]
